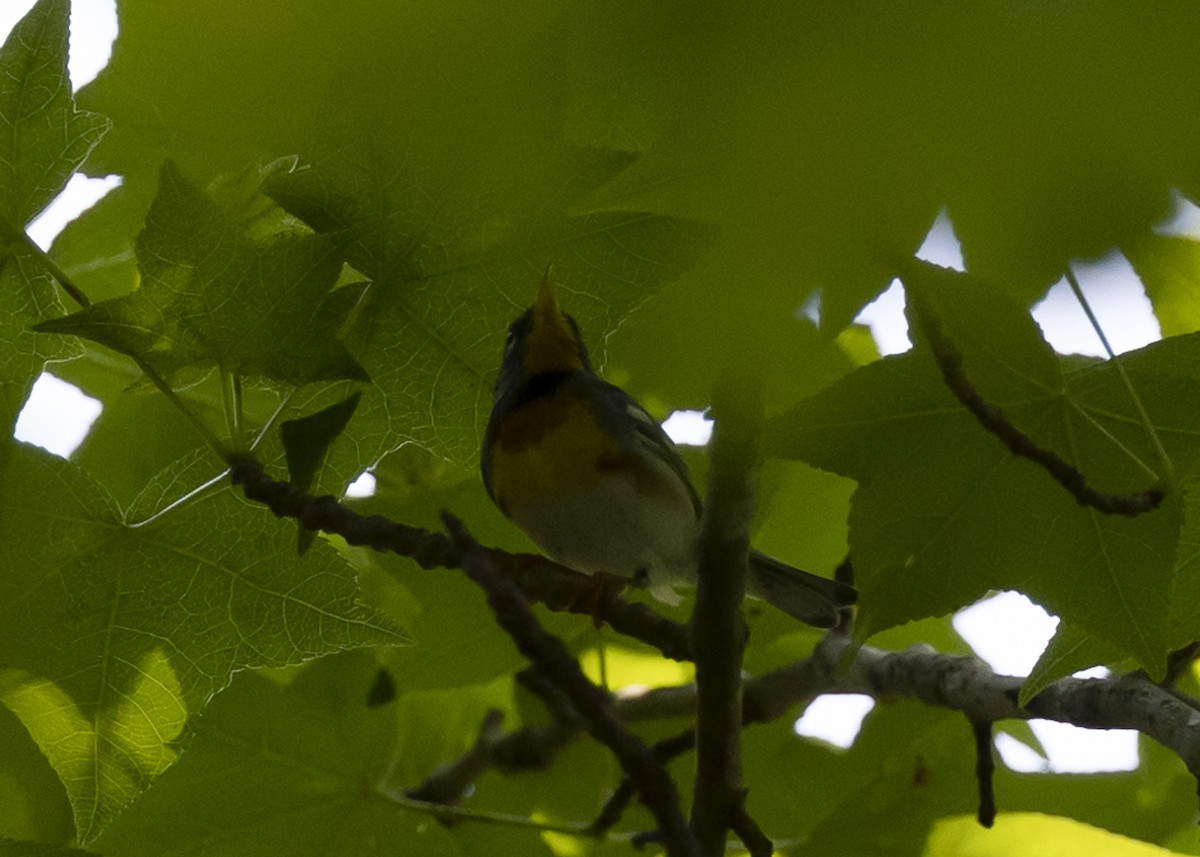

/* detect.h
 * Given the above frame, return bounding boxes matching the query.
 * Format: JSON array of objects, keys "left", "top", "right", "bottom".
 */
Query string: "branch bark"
[
  {"left": 441, "top": 513, "right": 698, "bottom": 857},
  {"left": 229, "top": 457, "right": 692, "bottom": 661}
]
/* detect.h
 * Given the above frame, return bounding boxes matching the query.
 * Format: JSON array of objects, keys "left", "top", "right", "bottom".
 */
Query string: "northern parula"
[{"left": 482, "top": 273, "right": 855, "bottom": 627}]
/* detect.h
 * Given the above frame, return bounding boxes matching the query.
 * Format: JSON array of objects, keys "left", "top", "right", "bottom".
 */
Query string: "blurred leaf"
[
  {"left": 577, "top": 3, "right": 1200, "bottom": 316},
  {"left": 926, "top": 812, "right": 1189, "bottom": 857},
  {"left": 0, "top": 705, "right": 72, "bottom": 845},
  {"left": 0, "top": 840, "right": 94, "bottom": 857}
]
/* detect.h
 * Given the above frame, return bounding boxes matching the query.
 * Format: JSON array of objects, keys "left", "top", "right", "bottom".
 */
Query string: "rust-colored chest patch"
[{"left": 489, "top": 393, "right": 621, "bottom": 517}]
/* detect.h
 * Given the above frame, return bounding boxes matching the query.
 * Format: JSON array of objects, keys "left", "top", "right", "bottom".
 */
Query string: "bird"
[{"left": 481, "top": 271, "right": 856, "bottom": 627}]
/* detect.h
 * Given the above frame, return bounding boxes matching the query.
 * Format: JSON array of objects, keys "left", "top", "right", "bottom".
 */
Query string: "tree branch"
[
  {"left": 424, "top": 635, "right": 1200, "bottom": 822},
  {"left": 230, "top": 456, "right": 1200, "bottom": 825},
  {"left": 228, "top": 456, "right": 692, "bottom": 661},
  {"left": 690, "top": 374, "right": 762, "bottom": 854},
  {"left": 441, "top": 513, "right": 698, "bottom": 857}
]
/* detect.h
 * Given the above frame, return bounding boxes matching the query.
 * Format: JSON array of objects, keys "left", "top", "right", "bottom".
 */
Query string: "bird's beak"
[
  {"left": 522, "top": 266, "right": 586, "bottom": 374},
  {"left": 534, "top": 267, "right": 559, "bottom": 327}
]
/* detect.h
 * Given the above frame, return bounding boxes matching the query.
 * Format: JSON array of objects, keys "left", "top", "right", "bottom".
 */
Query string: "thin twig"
[
  {"left": 729, "top": 794, "right": 773, "bottom": 857},
  {"left": 386, "top": 790, "right": 636, "bottom": 840},
  {"left": 406, "top": 710, "right": 507, "bottom": 806},
  {"left": 970, "top": 719, "right": 996, "bottom": 828},
  {"left": 589, "top": 730, "right": 696, "bottom": 837},
  {"left": 906, "top": 281, "right": 1163, "bottom": 516}
]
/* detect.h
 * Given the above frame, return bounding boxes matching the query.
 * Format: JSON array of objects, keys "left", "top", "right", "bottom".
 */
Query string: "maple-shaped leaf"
[
  {"left": 0, "top": 0, "right": 110, "bottom": 228},
  {"left": 266, "top": 137, "right": 715, "bottom": 480},
  {"left": 35, "top": 161, "right": 367, "bottom": 386},
  {"left": 0, "top": 441, "right": 406, "bottom": 843},
  {"left": 768, "top": 264, "right": 1193, "bottom": 675}
]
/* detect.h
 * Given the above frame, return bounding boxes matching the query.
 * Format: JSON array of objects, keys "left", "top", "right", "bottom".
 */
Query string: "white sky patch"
[
  {"left": 954, "top": 591, "right": 1136, "bottom": 773},
  {"left": 854, "top": 210, "right": 966, "bottom": 356},
  {"left": 14, "top": 372, "right": 102, "bottom": 458},
  {"left": 800, "top": 288, "right": 822, "bottom": 326},
  {"left": 662, "top": 409, "right": 712, "bottom": 446},
  {"left": 794, "top": 694, "right": 876, "bottom": 749},
  {"left": 344, "top": 471, "right": 377, "bottom": 498},
  {"left": 1, "top": 0, "right": 117, "bottom": 89},
  {"left": 994, "top": 733, "right": 1049, "bottom": 773},
  {"left": 954, "top": 591, "right": 1059, "bottom": 677},
  {"left": 854, "top": 279, "right": 910, "bottom": 356},
  {"left": 916, "top": 209, "right": 966, "bottom": 271},
  {"left": 1033, "top": 251, "right": 1162, "bottom": 357},
  {"left": 1029, "top": 720, "right": 1138, "bottom": 773},
  {"left": 1155, "top": 191, "right": 1200, "bottom": 239},
  {"left": 27, "top": 173, "right": 122, "bottom": 249}
]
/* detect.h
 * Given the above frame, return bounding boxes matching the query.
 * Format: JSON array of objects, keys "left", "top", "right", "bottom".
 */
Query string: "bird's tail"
[{"left": 746, "top": 550, "right": 856, "bottom": 627}]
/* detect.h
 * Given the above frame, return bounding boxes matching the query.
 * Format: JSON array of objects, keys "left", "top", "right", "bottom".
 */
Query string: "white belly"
[{"left": 509, "top": 461, "right": 700, "bottom": 605}]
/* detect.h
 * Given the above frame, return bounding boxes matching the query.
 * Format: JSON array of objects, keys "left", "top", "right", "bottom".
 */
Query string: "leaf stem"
[
  {"left": 385, "top": 789, "right": 634, "bottom": 840},
  {"left": 126, "top": 468, "right": 229, "bottom": 528},
  {"left": 1064, "top": 266, "right": 1173, "bottom": 485},
  {"left": 250, "top": 388, "right": 297, "bottom": 452},
  {"left": 1, "top": 214, "right": 93, "bottom": 308}
]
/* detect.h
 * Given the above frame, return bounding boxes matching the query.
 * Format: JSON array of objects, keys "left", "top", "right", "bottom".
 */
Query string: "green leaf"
[
  {"left": 0, "top": 246, "right": 80, "bottom": 432},
  {"left": 1123, "top": 234, "right": 1200, "bottom": 338},
  {"left": 35, "top": 161, "right": 367, "bottom": 386},
  {"left": 282, "top": 393, "right": 362, "bottom": 493},
  {"left": 95, "top": 656, "right": 461, "bottom": 857},
  {"left": 268, "top": 141, "right": 715, "bottom": 476},
  {"left": 49, "top": 351, "right": 205, "bottom": 510},
  {"left": 927, "top": 812, "right": 1192, "bottom": 857},
  {"left": 283, "top": 392, "right": 362, "bottom": 553},
  {"left": 768, "top": 268, "right": 1193, "bottom": 673},
  {"left": 0, "top": 441, "right": 407, "bottom": 843},
  {"left": 753, "top": 702, "right": 976, "bottom": 854},
  {"left": 0, "top": 0, "right": 110, "bottom": 227},
  {"left": 1021, "top": 623, "right": 1127, "bottom": 707},
  {"left": 0, "top": 705, "right": 72, "bottom": 844}
]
